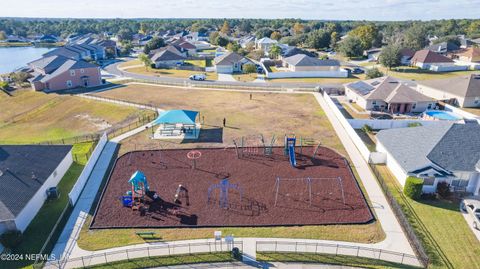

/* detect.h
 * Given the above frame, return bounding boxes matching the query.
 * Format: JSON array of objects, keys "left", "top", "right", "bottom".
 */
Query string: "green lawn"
[
  {"left": 376, "top": 165, "right": 480, "bottom": 269},
  {"left": 232, "top": 73, "right": 258, "bottom": 82},
  {"left": 125, "top": 66, "right": 218, "bottom": 80},
  {"left": 184, "top": 59, "right": 206, "bottom": 68},
  {"left": 7, "top": 163, "right": 84, "bottom": 269},
  {"left": 72, "top": 142, "right": 95, "bottom": 165},
  {"left": 85, "top": 253, "right": 234, "bottom": 269},
  {"left": 257, "top": 252, "right": 420, "bottom": 269},
  {"left": 377, "top": 66, "right": 480, "bottom": 81}
]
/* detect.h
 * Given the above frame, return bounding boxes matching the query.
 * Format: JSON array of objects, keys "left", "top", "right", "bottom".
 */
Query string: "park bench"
[{"left": 135, "top": 231, "right": 156, "bottom": 238}]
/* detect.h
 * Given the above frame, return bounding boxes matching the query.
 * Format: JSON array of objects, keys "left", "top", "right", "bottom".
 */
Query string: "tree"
[
  {"left": 119, "top": 42, "right": 133, "bottom": 56},
  {"left": 247, "top": 49, "right": 265, "bottom": 61},
  {"left": 467, "top": 20, "right": 480, "bottom": 37},
  {"left": 209, "top": 31, "right": 219, "bottom": 45},
  {"left": 139, "top": 22, "right": 148, "bottom": 35},
  {"left": 138, "top": 53, "right": 152, "bottom": 70},
  {"left": 269, "top": 44, "right": 282, "bottom": 59},
  {"left": 216, "top": 36, "right": 229, "bottom": 47},
  {"left": 243, "top": 64, "right": 256, "bottom": 73},
  {"left": 0, "top": 230, "right": 23, "bottom": 250},
  {"left": 220, "top": 21, "right": 230, "bottom": 35},
  {"left": 10, "top": 72, "right": 30, "bottom": 84},
  {"left": 270, "top": 31, "right": 282, "bottom": 41},
  {"left": 255, "top": 27, "right": 273, "bottom": 39},
  {"left": 403, "top": 24, "right": 428, "bottom": 51},
  {"left": 238, "top": 20, "right": 252, "bottom": 33},
  {"left": 365, "top": 67, "right": 384, "bottom": 79},
  {"left": 379, "top": 45, "right": 401, "bottom": 69},
  {"left": 293, "top": 22, "right": 305, "bottom": 35},
  {"left": 306, "top": 29, "right": 330, "bottom": 49},
  {"left": 143, "top": 37, "right": 165, "bottom": 54},
  {"left": 338, "top": 36, "right": 363, "bottom": 58},
  {"left": 404, "top": 176, "right": 424, "bottom": 200},
  {"left": 0, "top": 31, "right": 6, "bottom": 40},
  {"left": 330, "top": 31, "right": 339, "bottom": 49},
  {"left": 0, "top": 81, "right": 8, "bottom": 90},
  {"left": 226, "top": 42, "right": 240, "bottom": 52},
  {"left": 349, "top": 24, "right": 381, "bottom": 50},
  {"left": 117, "top": 29, "right": 133, "bottom": 43}
]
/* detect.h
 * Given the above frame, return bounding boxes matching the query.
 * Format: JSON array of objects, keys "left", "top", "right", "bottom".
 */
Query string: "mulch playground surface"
[{"left": 91, "top": 147, "right": 373, "bottom": 228}]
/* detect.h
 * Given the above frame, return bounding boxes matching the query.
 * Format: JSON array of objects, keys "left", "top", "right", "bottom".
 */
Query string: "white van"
[{"left": 189, "top": 74, "right": 206, "bottom": 81}]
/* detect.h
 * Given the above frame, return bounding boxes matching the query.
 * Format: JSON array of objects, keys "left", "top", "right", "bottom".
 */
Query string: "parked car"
[
  {"left": 189, "top": 74, "right": 206, "bottom": 81},
  {"left": 460, "top": 197, "right": 480, "bottom": 230},
  {"left": 352, "top": 67, "right": 365, "bottom": 74}
]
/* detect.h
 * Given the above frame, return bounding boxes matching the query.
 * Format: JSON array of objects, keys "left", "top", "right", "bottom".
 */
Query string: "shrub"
[
  {"left": 408, "top": 122, "right": 422, "bottom": 127},
  {"left": 361, "top": 124, "right": 373, "bottom": 133},
  {"left": 243, "top": 64, "right": 256, "bottom": 74},
  {"left": 366, "top": 67, "right": 384, "bottom": 79},
  {"left": 404, "top": 176, "right": 424, "bottom": 200},
  {"left": 0, "top": 230, "right": 23, "bottom": 249},
  {"left": 436, "top": 181, "right": 451, "bottom": 198}
]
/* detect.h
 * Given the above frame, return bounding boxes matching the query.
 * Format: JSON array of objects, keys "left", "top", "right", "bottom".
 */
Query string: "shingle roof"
[
  {"left": 427, "top": 42, "right": 459, "bottom": 53},
  {"left": 284, "top": 54, "right": 339, "bottom": 67},
  {"left": 28, "top": 55, "right": 70, "bottom": 74},
  {"left": 376, "top": 122, "right": 454, "bottom": 173},
  {"left": 151, "top": 49, "right": 186, "bottom": 62},
  {"left": 399, "top": 48, "right": 415, "bottom": 58},
  {"left": 257, "top": 37, "right": 277, "bottom": 44},
  {"left": 214, "top": 52, "right": 246, "bottom": 65},
  {"left": 427, "top": 122, "right": 480, "bottom": 171},
  {"left": 43, "top": 47, "right": 81, "bottom": 60},
  {"left": 0, "top": 145, "right": 72, "bottom": 221},
  {"left": 457, "top": 47, "right": 480, "bottom": 62},
  {"left": 346, "top": 76, "right": 433, "bottom": 103},
  {"left": 418, "top": 74, "right": 480, "bottom": 98},
  {"left": 411, "top": 49, "right": 454, "bottom": 64}
]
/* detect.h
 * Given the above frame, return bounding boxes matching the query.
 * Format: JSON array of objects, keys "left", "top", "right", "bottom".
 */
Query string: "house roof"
[
  {"left": 457, "top": 47, "right": 480, "bottom": 62},
  {"left": 427, "top": 42, "right": 459, "bottom": 53},
  {"left": 257, "top": 37, "right": 277, "bottom": 44},
  {"left": 411, "top": 49, "right": 454, "bottom": 64},
  {"left": 282, "top": 47, "right": 316, "bottom": 58},
  {"left": 399, "top": 48, "right": 415, "bottom": 58},
  {"left": 43, "top": 47, "right": 81, "bottom": 60},
  {"left": 153, "top": 110, "right": 198, "bottom": 125},
  {"left": 214, "top": 52, "right": 247, "bottom": 66},
  {"left": 171, "top": 38, "right": 196, "bottom": 50},
  {"left": 28, "top": 55, "right": 70, "bottom": 74},
  {"left": 284, "top": 54, "right": 339, "bottom": 67},
  {"left": 376, "top": 122, "right": 454, "bottom": 173},
  {"left": 427, "top": 122, "right": 480, "bottom": 172},
  {"left": 346, "top": 76, "right": 433, "bottom": 103},
  {"left": 418, "top": 74, "right": 480, "bottom": 98},
  {"left": 150, "top": 49, "right": 186, "bottom": 62},
  {"left": 0, "top": 145, "right": 72, "bottom": 221}
]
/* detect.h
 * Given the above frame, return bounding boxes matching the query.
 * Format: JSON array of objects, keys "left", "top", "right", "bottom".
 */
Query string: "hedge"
[{"left": 404, "top": 176, "right": 424, "bottom": 200}]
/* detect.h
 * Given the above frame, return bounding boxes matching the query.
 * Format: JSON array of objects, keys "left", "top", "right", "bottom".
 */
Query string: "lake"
[{"left": 0, "top": 46, "right": 53, "bottom": 74}]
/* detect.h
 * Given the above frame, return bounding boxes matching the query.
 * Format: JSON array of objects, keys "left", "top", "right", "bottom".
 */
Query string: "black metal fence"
[{"left": 369, "top": 165, "right": 430, "bottom": 268}]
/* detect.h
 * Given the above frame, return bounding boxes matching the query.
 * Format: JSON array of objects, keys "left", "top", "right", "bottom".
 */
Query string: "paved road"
[{"left": 103, "top": 60, "right": 342, "bottom": 90}]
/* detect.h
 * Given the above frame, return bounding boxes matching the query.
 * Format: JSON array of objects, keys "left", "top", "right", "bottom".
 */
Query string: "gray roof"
[
  {"left": 28, "top": 55, "right": 70, "bottom": 74},
  {"left": 376, "top": 122, "right": 454, "bottom": 173},
  {"left": 418, "top": 74, "right": 480, "bottom": 98},
  {"left": 0, "top": 145, "right": 72, "bottom": 221},
  {"left": 150, "top": 49, "right": 186, "bottom": 62},
  {"left": 284, "top": 54, "right": 340, "bottom": 67},
  {"left": 346, "top": 76, "right": 433, "bottom": 103},
  {"left": 214, "top": 52, "right": 247, "bottom": 66},
  {"left": 43, "top": 47, "right": 81, "bottom": 60},
  {"left": 427, "top": 122, "right": 480, "bottom": 171}
]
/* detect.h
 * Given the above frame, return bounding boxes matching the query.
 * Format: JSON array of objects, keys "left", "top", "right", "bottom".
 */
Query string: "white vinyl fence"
[
  {"left": 347, "top": 119, "right": 441, "bottom": 130},
  {"left": 68, "top": 133, "right": 108, "bottom": 205},
  {"left": 443, "top": 104, "right": 480, "bottom": 121}
]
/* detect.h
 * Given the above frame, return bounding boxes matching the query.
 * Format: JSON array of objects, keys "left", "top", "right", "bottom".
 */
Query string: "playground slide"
[{"left": 288, "top": 144, "right": 297, "bottom": 167}]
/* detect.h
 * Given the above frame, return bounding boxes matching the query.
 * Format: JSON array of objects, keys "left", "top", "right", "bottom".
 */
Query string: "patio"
[{"left": 151, "top": 110, "right": 201, "bottom": 140}]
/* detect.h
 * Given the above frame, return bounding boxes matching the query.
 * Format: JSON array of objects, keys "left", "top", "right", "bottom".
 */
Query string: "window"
[
  {"left": 80, "top": 68, "right": 85, "bottom": 74},
  {"left": 412, "top": 104, "right": 416, "bottom": 109},
  {"left": 70, "top": 70, "right": 75, "bottom": 76},
  {"left": 451, "top": 179, "right": 469, "bottom": 187},
  {"left": 372, "top": 101, "right": 377, "bottom": 105},
  {"left": 423, "top": 177, "right": 435, "bottom": 186},
  {"left": 427, "top": 104, "right": 432, "bottom": 109},
  {"left": 66, "top": 80, "right": 73, "bottom": 87}
]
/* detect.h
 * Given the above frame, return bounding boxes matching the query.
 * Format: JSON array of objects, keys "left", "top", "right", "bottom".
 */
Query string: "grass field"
[
  {"left": 0, "top": 89, "right": 144, "bottom": 143},
  {"left": 8, "top": 163, "right": 84, "bottom": 269},
  {"left": 118, "top": 59, "right": 142, "bottom": 69},
  {"left": 267, "top": 74, "right": 366, "bottom": 84},
  {"left": 125, "top": 66, "right": 218, "bottom": 80},
  {"left": 376, "top": 165, "right": 480, "bottom": 269},
  {"left": 184, "top": 59, "right": 206, "bottom": 68},
  {"left": 377, "top": 66, "right": 480, "bottom": 81},
  {"left": 92, "top": 83, "right": 346, "bottom": 155},
  {"left": 232, "top": 73, "right": 258, "bottom": 82}
]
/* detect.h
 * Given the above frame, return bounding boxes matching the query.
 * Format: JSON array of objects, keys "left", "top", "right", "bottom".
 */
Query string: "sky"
[{"left": 1, "top": 0, "right": 480, "bottom": 21}]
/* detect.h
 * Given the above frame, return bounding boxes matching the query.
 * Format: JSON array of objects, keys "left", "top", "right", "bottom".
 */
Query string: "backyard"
[
  {"left": 0, "top": 89, "right": 146, "bottom": 143},
  {"left": 375, "top": 65, "right": 480, "bottom": 81},
  {"left": 119, "top": 59, "right": 218, "bottom": 80}
]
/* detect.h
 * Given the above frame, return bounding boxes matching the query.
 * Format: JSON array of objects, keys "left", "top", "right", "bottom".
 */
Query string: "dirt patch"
[
  {"left": 74, "top": 113, "right": 112, "bottom": 130},
  {"left": 91, "top": 147, "right": 373, "bottom": 229}
]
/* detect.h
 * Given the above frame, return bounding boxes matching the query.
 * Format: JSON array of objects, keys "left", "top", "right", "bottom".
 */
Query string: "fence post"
[
  {"left": 81, "top": 256, "right": 85, "bottom": 268},
  {"left": 401, "top": 253, "right": 405, "bottom": 264},
  {"left": 126, "top": 249, "right": 129, "bottom": 261},
  {"left": 147, "top": 246, "right": 150, "bottom": 258},
  {"left": 315, "top": 242, "right": 318, "bottom": 253},
  {"left": 275, "top": 241, "right": 277, "bottom": 252},
  {"left": 335, "top": 244, "right": 339, "bottom": 255},
  {"left": 104, "top": 252, "right": 108, "bottom": 263},
  {"left": 295, "top": 242, "right": 298, "bottom": 252},
  {"left": 188, "top": 243, "right": 191, "bottom": 254},
  {"left": 168, "top": 244, "right": 171, "bottom": 255},
  {"left": 356, "top": 246, "right": 360, "bottom": 257},
  {"left": 379, "top": 249, "right": 382, "bottom": 259}
]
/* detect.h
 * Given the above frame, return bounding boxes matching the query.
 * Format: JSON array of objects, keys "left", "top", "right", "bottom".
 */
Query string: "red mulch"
[{"left": 91, "top": 147, "right": 373, "bottom": 228}]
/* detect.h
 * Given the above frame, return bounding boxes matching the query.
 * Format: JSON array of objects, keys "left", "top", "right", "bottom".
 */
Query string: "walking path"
[{"left": 152, "top": 261, "right": 359, "bottom": 269}]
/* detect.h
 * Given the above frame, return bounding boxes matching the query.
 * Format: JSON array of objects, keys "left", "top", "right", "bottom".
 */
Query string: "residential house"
[
  {"left": 376, "top": 122, "right": 480, "bottom": 194},
  {"left": 427, "top": 41, "right": 460, "bottom": 55},
  {"left": 280, "top": 46, "right": 316, "bottom": 59},
  {"left": 410, "top": 49, "right": 463, "bottom": 72},
  {"left": 28, "top": 55, "right": 102, "bottom": 91},
  {"left": 399, "top": 48, "right": 415, "bottom": 65},
  {"left": 458, "top": 35, "right": 474, "bottom": 48},
  {"left": 268, "top": 54, "right": 347, "bottom": 78},
  {"left": 345, "top": 76, "right": 436, "bottom": 113},
  {"left": 185, "top": 32, "right": 209, "bottom": 42},
  {"left": 170, "top": 38, "right": 197, "bottom": 57},
  {"left": 0, "top": 145, "right": 73, "bottom": 235},
  {"left": 255, "top": 37, "right": 278, "bottom": 52},
  {"left": 150, "top": 46, "right": 187, "bottom": 68},
  {"left": 35, "top": 34, "right": 58, "bottom": 43},
  {"left": 363, "top": 48, "right": 382, "bottom": 62},
  {"left": 44, "top": 44, "right": 106, "bottom": 61},
  {"left": 416, "top": 74, "right": 480, "bottom": 108},
  {"left": 456, "top": 47, "right": 480, "bottom": 63},
  {"left": 214, "top": 52, "right": 253, "bottom": 74},
  {"left": 239, "top": 35, "right": 256, "bottom": 49}
]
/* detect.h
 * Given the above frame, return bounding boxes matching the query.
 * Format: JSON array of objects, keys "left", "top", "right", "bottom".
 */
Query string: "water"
[
  {"left": 0, "top": 46, "right": 53, "bottom": 74},
  {"left": 425, "top": 110, "right": 461, "bottom": 121}
]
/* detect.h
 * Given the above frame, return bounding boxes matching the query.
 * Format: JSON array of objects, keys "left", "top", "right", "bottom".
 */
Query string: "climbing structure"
[
  {"left": 125, "top": 170, "right": 150, "bottom": 210},
  {"left": 207, "top": 178, "right": 243, "bottom": 209},
  {"left": 284, "top": 134, "right": 297, "bottom": 167}
]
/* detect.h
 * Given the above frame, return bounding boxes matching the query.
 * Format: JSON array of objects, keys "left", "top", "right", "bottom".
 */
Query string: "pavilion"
[{"left": 152, "top": 110, "right": 201, "bottom": 139}]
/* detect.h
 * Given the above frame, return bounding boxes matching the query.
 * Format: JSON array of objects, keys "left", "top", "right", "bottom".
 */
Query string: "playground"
[{"left": 91, "top": 143, "right": 373, "bottom": 229}]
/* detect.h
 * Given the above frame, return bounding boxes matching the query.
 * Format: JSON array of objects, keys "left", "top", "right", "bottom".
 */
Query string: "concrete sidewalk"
[{"left": 51, "top": 141, "right": 118, "bottom": 260}]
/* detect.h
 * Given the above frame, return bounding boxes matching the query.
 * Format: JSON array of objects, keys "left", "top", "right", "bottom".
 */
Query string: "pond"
[{"left": 0, "top": 46, "right": 53, "bottom": 74}]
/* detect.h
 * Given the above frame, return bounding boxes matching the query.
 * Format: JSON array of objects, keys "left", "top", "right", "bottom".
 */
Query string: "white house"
[
  {"left": 376, "top": 122, "right": 480, "bottom": 194},
  {"left": 255, "top": 37, "right": 278, "bottom": 52},
  {"left": 410, "top": 49, "right": 464, "bottom": 72},
  {"left": 416, "top": 74, "right": 480, "bottom": 108},
  {"left": 150, "top": 46, "right": 187, "bottom": 68},
  {"left": 345, "top": 76, "right": 436, "bottom": 113},
  {"left": 0, "top": 145, "right": 73, "bottom": 235},
  {"left": 266, "top": 54, "right": 347, "bottom": 78},
  {"left": 213, "top": 52, "right": 253, "bottom": 74}
]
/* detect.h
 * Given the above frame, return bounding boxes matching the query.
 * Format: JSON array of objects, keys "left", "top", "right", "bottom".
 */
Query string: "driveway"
[{"left": 217, "top": 73, "right": 237, "bottom": 82}]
